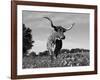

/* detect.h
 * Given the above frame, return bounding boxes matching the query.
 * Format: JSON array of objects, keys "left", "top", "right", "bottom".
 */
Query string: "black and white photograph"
[
  {"left": 11, "top": 1, "right": 97, "bottom": 79},
  {"left": 22, "top": 11, "right": 90, "bottom": 69}
]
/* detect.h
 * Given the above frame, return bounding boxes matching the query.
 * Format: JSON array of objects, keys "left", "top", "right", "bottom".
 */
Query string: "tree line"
[{"left": 26, "top": 48, "right": 89, "bottom": 57}]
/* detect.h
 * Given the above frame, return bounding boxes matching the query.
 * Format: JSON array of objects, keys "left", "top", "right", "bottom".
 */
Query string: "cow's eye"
[{"left": 59, "top": 28, "right": 62, "bottom": 31}]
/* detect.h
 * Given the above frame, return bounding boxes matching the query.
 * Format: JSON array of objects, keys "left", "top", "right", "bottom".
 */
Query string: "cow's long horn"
[
  {"left": 66, "top": 23, "right": 75, "bottom": 31},
  {"left": 44, "top": 17, "right": 56, "bottom": 29}
]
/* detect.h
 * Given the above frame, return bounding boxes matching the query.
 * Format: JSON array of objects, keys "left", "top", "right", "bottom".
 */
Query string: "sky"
[{"left": 22, "top": 10, "right": 90, "bottom": 54}]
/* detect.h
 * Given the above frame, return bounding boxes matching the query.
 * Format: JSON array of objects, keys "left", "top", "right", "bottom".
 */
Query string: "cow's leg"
[
  {"left": 52, "top": 51, "right": 56, "bottom": 60},
  {"left": 54, "top": 48, "right": 61, "bottom": 58},
  {"left": 48, "top": 49, "right": 56, "bottom": 62},
  {"left": 54, "top": 39, "right": 62, "bottom": 58},
  {"left": 54, "top": 49, "right": 57, "bottom": 57}
]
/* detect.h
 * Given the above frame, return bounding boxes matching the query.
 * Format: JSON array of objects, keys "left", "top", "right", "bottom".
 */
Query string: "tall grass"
[{"left": 23, "top": 51, "right": 89, "bottom": 68}]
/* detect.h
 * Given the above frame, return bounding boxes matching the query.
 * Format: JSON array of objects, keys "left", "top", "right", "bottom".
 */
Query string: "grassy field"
[{"left": 23, "top": 51, "right": 90, "bottom": 69}]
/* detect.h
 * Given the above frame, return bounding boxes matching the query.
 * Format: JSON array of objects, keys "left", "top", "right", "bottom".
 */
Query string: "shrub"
[{"left": 23, "top": 24, "right": 34, "bottom": 56}]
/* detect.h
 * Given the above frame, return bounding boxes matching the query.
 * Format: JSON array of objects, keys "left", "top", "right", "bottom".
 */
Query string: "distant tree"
[
  {"left": 86, "top": 49, "right": 90, "bottom": 52},
  {"left": 38, "top": 50, "right": 49, "bottom": 56},
  {"left": 23, "top": 24, "right": 34, "bottom": 56},
  {"left": 29, "top": 51, "right": 37, "bottom": 57},
  {"left": 81, "top": 49, "right": 90, "bottom": 52},
  {"left": 61, "top": 49, "right": 70, "bottom": 53},
  {"left": 70, "top": 49, "right": 75, "bottom": 53},
  {"left": 70, "top": 48, "right": 81, "bottom": 53},
  {"left": 70, "top": 48, "right": 90, "bottom": 53}
]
